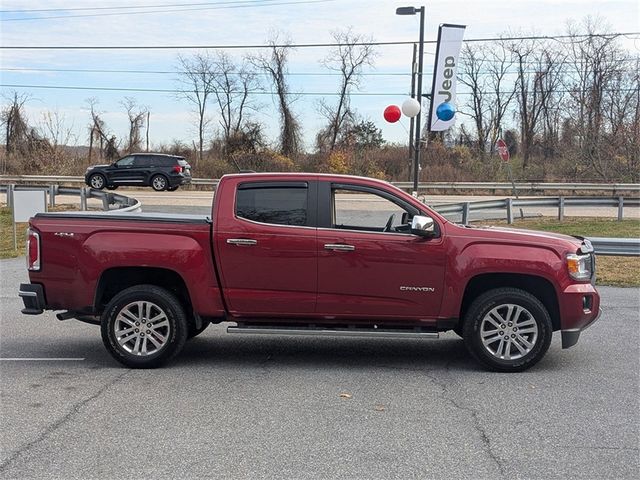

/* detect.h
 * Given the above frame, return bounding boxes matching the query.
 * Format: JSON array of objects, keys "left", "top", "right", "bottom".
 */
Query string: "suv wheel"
[
  {"left": 151, "top": 174, "right": 168, "bottom": 191},
  {"left": 89, "top": 173, "right": 106, "bottom": 190},
  {"left": 462, "top": 287, "right": 552, "bottom": 372},
  {"left": 101, "top": 285, "right": 188, "bottom": 368}
]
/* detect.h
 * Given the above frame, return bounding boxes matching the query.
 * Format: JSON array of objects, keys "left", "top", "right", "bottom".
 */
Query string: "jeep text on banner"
[{"left": 428, "top": 24, "right": 466, "bottom": 132}]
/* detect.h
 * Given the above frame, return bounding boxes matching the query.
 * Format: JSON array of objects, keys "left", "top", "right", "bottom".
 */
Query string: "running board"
[{"left": 227, "top": 325, "right": 439, "bottom": 339}]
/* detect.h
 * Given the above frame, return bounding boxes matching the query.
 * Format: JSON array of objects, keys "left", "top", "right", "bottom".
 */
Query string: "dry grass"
[
  {"left": 0, "top": 205, "right": 76, "bottom": 259},
  {"left": 473, "top": 216, "right": 640, "bottom": 287},
  {"left": 594, "top": 256, "right": 640, "bottom": 287}
]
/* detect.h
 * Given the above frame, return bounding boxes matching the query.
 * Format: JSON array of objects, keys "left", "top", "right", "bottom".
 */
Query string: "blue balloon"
[{"left": 436, "top": 102, "right": 456, "bottom": 121}]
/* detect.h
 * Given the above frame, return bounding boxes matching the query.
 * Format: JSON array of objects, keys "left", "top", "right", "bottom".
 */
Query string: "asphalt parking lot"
[{"left": 1, "top": 257, "right": 638, "bottom": 479}]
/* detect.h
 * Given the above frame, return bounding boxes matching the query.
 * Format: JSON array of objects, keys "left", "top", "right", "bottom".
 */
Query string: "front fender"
[{"left": 439, "top": 241, "right": 564, "bottom": 319}]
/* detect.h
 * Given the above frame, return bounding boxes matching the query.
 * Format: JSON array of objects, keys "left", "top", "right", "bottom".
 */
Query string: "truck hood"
[{"left": 452, "top": 223, "right": 583, "bottom": 251}]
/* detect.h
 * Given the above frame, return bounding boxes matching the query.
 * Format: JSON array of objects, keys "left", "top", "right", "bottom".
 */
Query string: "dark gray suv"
[{"left": 85, "top": 153, "right": 192, "bottom": 191}]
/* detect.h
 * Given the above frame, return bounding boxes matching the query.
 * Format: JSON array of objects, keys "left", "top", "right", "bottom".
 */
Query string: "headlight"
[{"left": 566, "top": 253, "right": 592, "bottom": 281}]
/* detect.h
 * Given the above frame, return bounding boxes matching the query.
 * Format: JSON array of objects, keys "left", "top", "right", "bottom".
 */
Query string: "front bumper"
[
  {"left": 19, "top": 283, "right": 46, "bottom": 314},
  {"left": 561, "top": 307, "right": 602, "bottom": 349}
]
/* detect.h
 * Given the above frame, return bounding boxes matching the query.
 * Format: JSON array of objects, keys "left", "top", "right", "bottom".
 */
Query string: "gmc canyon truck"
[{"left": 19, "top": 173, "right": 600, "bottom": 371}]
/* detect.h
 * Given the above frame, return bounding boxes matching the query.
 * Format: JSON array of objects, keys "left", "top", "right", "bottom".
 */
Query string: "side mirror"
[{"left": 411, "top": 215, "right": 436, "bottom": 237}]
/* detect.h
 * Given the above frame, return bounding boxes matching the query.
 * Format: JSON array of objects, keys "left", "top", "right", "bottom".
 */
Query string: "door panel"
[
  {"left": 217, "top": 226, "right": 317, "bottom": 315},
  {"left": 214, "top": 181, "right": 318, "bottom": 317},
  {"left": 316, "top": 184, "right": 446, "bottom": 321},
  {"left": 317, "top": 230, "right": 445, "bottom": 319}
]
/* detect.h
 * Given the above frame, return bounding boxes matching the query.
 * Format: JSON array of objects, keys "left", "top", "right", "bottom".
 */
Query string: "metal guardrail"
[
  {"left": 588, "top": 237, "right": 640, "bottom": 256},
  {"left": 0, "top": 184, "right": 141, "bottom": 213},
  {"left": 431, "top": 196, "right": 639, "bottom": 223},
  {"left": 1, "top": 175, "right": 639, "bottom": 194},
  {"left": 429, "top": 197, "right": 640, "bottom": 256},
  {"left": 1, "top": 182, "right": 637, "bottom": 256}
]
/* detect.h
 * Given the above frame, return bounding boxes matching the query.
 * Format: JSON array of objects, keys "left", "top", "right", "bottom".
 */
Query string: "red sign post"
[
  {"left": 496, "top": 138, "right": 510, "bottom": 162},
  {"left": 496, "top": 138, "right": 522, "bottom": 220}
]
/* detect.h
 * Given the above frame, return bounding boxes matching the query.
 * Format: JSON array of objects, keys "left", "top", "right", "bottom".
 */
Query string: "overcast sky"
[{"left": 1, "top": 0, "right": 639, "bottom": 153}]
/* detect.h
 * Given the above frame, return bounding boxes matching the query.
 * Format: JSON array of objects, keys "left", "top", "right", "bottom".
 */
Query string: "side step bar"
[{"left": 227, "top": 325, "right": 439, "bottom": 339}]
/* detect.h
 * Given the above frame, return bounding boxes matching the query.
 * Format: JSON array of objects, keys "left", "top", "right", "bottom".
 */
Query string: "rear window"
[{"left": 236, "top": 184, "right": 307, "bottom": 226}]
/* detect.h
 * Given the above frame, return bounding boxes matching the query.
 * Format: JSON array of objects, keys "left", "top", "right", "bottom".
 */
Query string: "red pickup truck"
[{"left": 19, "top": 173, "right": 600, "bottom": 371}]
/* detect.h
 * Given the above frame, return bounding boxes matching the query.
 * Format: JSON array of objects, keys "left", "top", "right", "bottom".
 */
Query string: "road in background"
[
  {"left": 2, "top": 189, "right": 638, "bottom": 221},
  {"left": 1, "top": 257, "right": 638, "bottom": 479}
]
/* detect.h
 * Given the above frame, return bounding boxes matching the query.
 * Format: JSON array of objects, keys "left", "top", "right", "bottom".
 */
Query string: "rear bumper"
[
  {"left": 168, "top": 174, "right": 191, "bottom": 187},
  {"left": 19, "top": 283, "right": 46, "bottom": 314}
]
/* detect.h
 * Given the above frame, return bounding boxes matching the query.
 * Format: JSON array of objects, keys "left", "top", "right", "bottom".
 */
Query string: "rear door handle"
[
  {"left": 324, "top": 243, "right": 355, "bottom": 252},
  {"left": 227, "top": 238, "right": 257, "bottom": 246}
]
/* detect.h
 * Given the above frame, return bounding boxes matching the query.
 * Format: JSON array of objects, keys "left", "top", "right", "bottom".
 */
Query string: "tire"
[
  {"left": 187, "top": 319, "right": 210, "bottom": 339},
  {"left": 89, "top": 173, "right": 106, "bottom": 190},
  {"left": 106, "top": 185, "right": 118, "bottom": 190},
  {"left": 462, "top": 287, "right": 552, "bottom": 372},
  {"left": 101, "top": 285, "right": 188, "bottom": 368},
  {"left": 151, "top": 174, "right": 168, "bottom": 191}
]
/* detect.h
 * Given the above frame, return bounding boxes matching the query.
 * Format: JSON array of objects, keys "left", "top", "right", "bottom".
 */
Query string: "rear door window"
[{"left": 236, "top": 184, "right": 308, "bottom": 227}]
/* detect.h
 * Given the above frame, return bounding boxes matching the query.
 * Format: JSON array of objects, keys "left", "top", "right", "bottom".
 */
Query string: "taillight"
[
  {"left": 26, "top": 228, "right": 41, "bottom": 271},
  {"left": 172, "top": 165, "right": 183, "bottom": 173}
]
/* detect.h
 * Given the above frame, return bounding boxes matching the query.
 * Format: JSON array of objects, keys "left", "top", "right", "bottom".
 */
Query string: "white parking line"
[{"left": 0, "top": 358, "right": 85, "bottom": 361}]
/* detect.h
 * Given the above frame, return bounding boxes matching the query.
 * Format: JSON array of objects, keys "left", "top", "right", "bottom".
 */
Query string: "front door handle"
[
  {"left": 227, "top": 238, "right": 257, "bottom": 246},
  {"left": 324, "top": 243, "right": 355, "bottom": 252}
]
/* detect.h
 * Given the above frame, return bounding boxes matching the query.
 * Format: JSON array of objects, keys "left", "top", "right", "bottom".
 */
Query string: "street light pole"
[{"left": 397, "top": 6, "right": 426, "bottom": 196}]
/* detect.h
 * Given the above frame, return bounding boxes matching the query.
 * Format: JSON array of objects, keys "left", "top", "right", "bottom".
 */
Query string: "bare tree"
[
  {"left": 86, "top": 98, "right": 115, "bottom": 161},
  {"left": 460, "top": 44, "right": 490, "bottom": 154},
  {"left": 460, "top": 42, "right": 516, "bottom": 155},
  {"left": 564, "top": 17, "right": 626, "bottom": 179},
  {"left": 486, "top": 40, "right": 517, "bottom": 153},
  {"left": 1, "top": 91, "right": 31, "bottom": 157},
  {"left": 210, "top": 52, "right": 261, "bottom": 154},
  {"left": 176, "top": 52, "right": 216, "bottom": 166},
  {"left": 121, "top": 97, "right": 147, "bottom": 154},
  {"left": 317, "top": 28, "right": 376, "bottom": 152},
  {"left": 508, "top": 39, "right": 563, "bottom": 169},
  {"left": 39, "top": 109, "right": 76, "bottom": 156},
  {"left": 250, "top": 32, "right": 301, "bottom": 157}
]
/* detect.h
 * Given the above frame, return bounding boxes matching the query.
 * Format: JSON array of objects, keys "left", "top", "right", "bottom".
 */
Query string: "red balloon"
[{"left": 383, "top": 105, "right": 401, "bottom": 123}]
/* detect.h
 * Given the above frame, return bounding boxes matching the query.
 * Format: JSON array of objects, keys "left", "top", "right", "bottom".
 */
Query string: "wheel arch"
[
  {"left": 95, "top": 267, "right": 193, "bottom": 319},
  {"left": 459, "top": 273, "right": 561, "bottom": 331}
]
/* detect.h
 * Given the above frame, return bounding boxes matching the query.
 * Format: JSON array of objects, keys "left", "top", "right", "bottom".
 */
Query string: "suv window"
[
  {"left": 135, "top": 156, "right": 153, "bottom": 167},
  {"left": 115, "top": 156, "right": 135, "bottom": 167},
  {"left": 236, "top": 184, "right": 308, "bottom": 226},
  {"left": 332, "top": 187, "right": 414, "bottom": 233},
  {"left": 157, "top": 157, "right": 175, "bottom": 167}
]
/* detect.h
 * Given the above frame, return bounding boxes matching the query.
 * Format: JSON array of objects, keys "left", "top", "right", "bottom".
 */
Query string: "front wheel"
[
  {"left": 462, "top": 287, "right": 552, "bottom": 372},
  {"left": 151, "top": 174, "right": 168, "bottom": 191},
  {"left": 101, "top": 285, "right": 188, "bottom": 368}
]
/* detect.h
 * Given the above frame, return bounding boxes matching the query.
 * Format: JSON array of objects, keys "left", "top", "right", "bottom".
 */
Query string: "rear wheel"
[
  {"left": 89, "top": 173, "right": 106, "bottom": 190},
  {"left": 151, "top": 174, "right": 168, "bottom": 191},
  {"left": 101, "top": 285, "right": 188, "bottom": 368},
  {"left": 462, "top": 287, "right": 552, "bottom": 372}
]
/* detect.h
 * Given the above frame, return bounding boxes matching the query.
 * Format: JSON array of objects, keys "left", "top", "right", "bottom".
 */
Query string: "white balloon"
[{"left": 401, "top": 97, "right": 421, "bottom": 118}]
